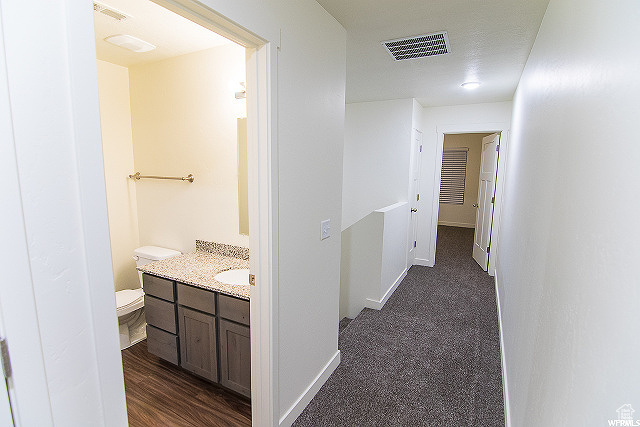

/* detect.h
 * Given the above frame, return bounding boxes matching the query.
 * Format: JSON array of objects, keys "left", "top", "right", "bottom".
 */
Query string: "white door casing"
[
  {"left": 472, "top": 133, "right": 500, "bottom": 270},
  {"left": 408, "top": 130, "right": 423, "bottom": 263},
  {"left": 135, "top": 2, "right": 281, "bottom": 425}
]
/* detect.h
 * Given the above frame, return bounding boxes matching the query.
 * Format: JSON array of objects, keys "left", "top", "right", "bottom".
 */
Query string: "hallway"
[{"left": 294, "top": 226, "right": 504, "bottom": 426}]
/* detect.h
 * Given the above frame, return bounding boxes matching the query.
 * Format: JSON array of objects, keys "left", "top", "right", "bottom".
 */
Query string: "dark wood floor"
[{"left": 122, "top": 340, "right": 251, "bottom": 427}]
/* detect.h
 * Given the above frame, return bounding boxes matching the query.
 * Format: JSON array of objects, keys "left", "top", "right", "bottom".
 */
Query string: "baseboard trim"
[
  {"left": 279, "top": 350, "right": 341, "bottom": 426},
  {"left": 437, "top": 220, "right": 475, "bottom": 228},
  {"left": 365, "top": 268, "right": 407, "bottom": 310},
  {"left": 494, "top": 274, "right": 511, "bottom": 427},
  {"left": 413, "top": 258, "right": 434, "bottom": 267}
]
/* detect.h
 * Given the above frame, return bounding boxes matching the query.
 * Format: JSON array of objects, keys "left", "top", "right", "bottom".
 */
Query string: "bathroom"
[{"left": 94, "top": 0, "right": 251, "bottom": 422}]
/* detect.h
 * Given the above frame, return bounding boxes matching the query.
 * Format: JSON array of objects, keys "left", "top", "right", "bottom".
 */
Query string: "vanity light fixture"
[
  {"left": 105, "top": 34, "right": 156, "bottom": 53},
  {"left": 461, "top": 81, "right": 480, "bottom": 90}
]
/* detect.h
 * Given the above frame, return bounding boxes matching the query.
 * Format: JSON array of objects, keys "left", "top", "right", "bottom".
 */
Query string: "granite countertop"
[{"left": 137, "top": 241, "right": 250, "bottom": 300}]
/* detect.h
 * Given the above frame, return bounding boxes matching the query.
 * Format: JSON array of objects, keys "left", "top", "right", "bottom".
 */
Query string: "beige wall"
[
  {"left": 129, "top": 44, "right": 247, "bottom": 254},
  {"left": 438, "top": 133, "right": 490, "bottom": 228},
  {"left": 96, "top": 60, "right": 140, "bottom": 291}
]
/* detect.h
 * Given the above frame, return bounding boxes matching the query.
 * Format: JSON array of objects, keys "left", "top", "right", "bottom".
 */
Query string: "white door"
[
  {"left": 408, "top": 130, "right": 423, "bottom": 263},
  {"left": 472, "top": 133, "right": 500, "bottom": 270}
]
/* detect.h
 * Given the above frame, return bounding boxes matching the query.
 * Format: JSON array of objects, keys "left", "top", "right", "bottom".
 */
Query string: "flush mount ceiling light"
[
  {"left": 105, "top": 35, "right": 156, "bottom": 53},
  {"left": 461, "top": 81, "right": 480, "bottom": 90}
]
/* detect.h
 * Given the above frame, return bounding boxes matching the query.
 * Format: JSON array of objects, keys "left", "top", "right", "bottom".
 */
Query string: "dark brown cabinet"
[
  {"left": 143, "top": 273, "right": 250, "bottom": 398},
  {"left": 178, "top": 306, "right": 217, "bottom": 382}
]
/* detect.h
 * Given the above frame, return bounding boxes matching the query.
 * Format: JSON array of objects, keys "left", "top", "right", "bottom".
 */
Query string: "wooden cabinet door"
[
  {"left": 219, "top": 319, "right": 251, "bottom": 397},
  {"left": 178, "top": 306, "right": 217, "bottom": 382}
]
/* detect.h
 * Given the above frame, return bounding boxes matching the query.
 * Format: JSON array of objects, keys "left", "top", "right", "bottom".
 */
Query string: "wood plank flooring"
[{"left": 122, "top": 340, "right": 251, "bottom": 427}]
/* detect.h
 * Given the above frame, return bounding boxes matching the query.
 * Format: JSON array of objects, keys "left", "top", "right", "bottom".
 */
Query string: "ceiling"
[
  {"left": 316, "top": 0, "right": 550, "bottom": 107},
  {"left": 93, "top": 0, "right": 233, "bottom": 67}
]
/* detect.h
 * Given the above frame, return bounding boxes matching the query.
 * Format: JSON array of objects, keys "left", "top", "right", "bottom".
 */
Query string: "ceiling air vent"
[
  {"left": 93, "top": 2, "right": 130, "bottom": 21},
  {"left": 382, "top": 31, "right": 450, "bottom": 61}
]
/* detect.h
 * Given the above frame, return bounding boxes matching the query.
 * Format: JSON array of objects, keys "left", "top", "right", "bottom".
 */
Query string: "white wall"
[
  {"left": 415, "top": 101, "right": 512, "bottom": 267},
  {"left": 129, "top": 44, "right": 247, "bottom": 254},
  {"left": 496, "top": 0, "right": 640, "bottom": 424},
  {"left": 0, "top": 2, "right": 127, "bottom": 424},
  {"left": 438, "top": 133, "right": 487, "bottom": 228},
  {"left": 342, "top": 99, "right": 414, "bottom": 229},
  {"left": 340, "top": 202, "right": 409, "bottom": 319},
  {"left": 96, "top": 60, "right": 141, "bottom": 292},
  {"left": 378, "top": 202, "right": 409, "bottom": 300},
  {"left": 272, "top": 5, "right": 345, "bottom": 422}
]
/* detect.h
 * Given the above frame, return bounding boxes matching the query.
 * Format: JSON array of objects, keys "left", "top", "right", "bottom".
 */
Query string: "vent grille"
[
  {"left": 93, "top": 2, "right": 129, "bottom": 21},
  {"left": 382, "top": 31, "right": 450, "bottom": 61}
]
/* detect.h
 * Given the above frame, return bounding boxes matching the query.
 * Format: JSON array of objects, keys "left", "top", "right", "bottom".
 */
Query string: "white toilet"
[{"left": 116, "top": 246, "right": 181, "bottom": 350}]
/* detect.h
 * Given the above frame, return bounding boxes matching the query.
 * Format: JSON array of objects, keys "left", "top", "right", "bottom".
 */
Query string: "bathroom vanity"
[{"left": 139, "top": 242, "right": 251, "bottom": 398}]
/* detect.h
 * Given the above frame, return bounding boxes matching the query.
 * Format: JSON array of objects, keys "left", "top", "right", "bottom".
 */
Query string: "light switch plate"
[{"left": 320, "top": 219, "right": 331, "bottom": 240}]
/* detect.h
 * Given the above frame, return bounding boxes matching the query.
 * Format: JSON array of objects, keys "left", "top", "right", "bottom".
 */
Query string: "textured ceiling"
[
  {"left": 93, "top": 0, "right": 233, "bottom": 67},
  {"left": 316, "top": 0, "right": 550, "bottom": 107}
]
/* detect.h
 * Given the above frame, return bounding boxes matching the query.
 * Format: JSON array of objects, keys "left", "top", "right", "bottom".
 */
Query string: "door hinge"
[
  {"left": 496, "top": 144, "right": 500, "bottom": 152},
  {"left": 487, "top": 246, "right": 490, "bottom": 254},
  {"left": 417, "top": 193, "right": 419, "bottom": 201},
  {"left": 0, "top": 338, "right": 11, "bottom": 379},
  {"left": 491, "top": 196, "right": 495, "bottom": 203},
  {"left": 414, "top": 241, "right": 417, "bottom": 248},
  {"left": 419, "top": 145, "right": 422, "bottom": 152},
  {"left": 249, "top": 274, "right": 255, "bottom": 286}
]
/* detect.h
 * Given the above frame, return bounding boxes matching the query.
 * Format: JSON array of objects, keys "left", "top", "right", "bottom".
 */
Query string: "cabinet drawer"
[
  {"left": 143, "top": 274, "right": 175, "bottom": 302},
  {"left": 177, "top": 283, "right": 215, "bottom": 314},
  {"left": 146, "top": 325, "right": 178, "bottom": 365},
  {"left": 219, "top": 294, "right": 250, "bottom": 326},
  {"left": 145, "top": 295, "right": 177, "bottom": 334}
]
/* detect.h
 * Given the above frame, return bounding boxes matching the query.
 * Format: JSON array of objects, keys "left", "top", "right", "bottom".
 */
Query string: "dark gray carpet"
[
  {"left": 338, "top": 317, "right": 353, "bottom": 334},
  {"left": 293, "top": 226, "right": 505, "bottom": 426}
]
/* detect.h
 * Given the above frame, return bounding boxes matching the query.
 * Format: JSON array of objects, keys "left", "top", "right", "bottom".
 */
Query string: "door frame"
[
  {"left": 429, "top": 123, "right": 510, "bottom": 275},
  {"left": 143, "top": 2, "right": 280, "bottom": 425},
  {"left": 408, "top": 129, "right": 423, "bottom": 265},
  {"left": 1, "top": 1, "right": 279, "bottom": 425}
]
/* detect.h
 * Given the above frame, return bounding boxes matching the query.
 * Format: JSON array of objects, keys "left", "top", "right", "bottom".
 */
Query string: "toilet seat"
[{"left": 116, "top": 288, "right": 144, "bottom": 316}]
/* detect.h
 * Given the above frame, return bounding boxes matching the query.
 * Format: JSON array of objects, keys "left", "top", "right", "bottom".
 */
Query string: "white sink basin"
[{"left": 214, "top": 268, "right": 250, "bottom": 286}]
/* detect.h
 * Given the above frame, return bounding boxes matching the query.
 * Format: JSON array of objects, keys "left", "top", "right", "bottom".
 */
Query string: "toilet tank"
[
  {"left": 133, "top": 246, "right": 181, "bottom": 287},
  {"left": 133, "top": 246, "right": 182, "bottom": 267}
]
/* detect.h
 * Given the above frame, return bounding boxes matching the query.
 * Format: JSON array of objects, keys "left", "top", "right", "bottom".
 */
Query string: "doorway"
[
  {"left": 94, "top": 0, "right": 252, "bottom": 423},
  {"left": 435, "top": 133, "right": 498, "bottom": 271},
  {"left": 0, "top": 0, "right": 277, "bottom": 424},
  {"left": 97, "top": 0, "right": 275, "bottom": 425},
  {"left": 428, "top": 125, "right": 509, "bottom": 276}
]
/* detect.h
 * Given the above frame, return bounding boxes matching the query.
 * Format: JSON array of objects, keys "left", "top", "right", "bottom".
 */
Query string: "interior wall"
[
  {"left": 274, "top": 5, "right": 345, "bottom": 422},
  {"left": 342, "top": 99, "right": 414, "bottom": 230},
  {"left": 129, "top": 44, "right": 247, "bottom": 254},
  {"left": 497, "top": 0, "right": 640, "bottom": 424},
  {"left": 438, "top": 133, "right": 487, "bottom": 228},
  {"left": 96, "top": 60, "right": 141, "bottom": 291},
  {"left": 415, "top": 101, "right": 512, "bottom": 267}
]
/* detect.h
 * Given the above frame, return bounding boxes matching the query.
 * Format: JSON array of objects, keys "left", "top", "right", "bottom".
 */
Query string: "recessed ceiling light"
[
  {"left": 105, "top": 35, "right": 156, "bottom": 53},
  {"left": 461, "top": 81, "right": 480, "bottom": 90}
]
